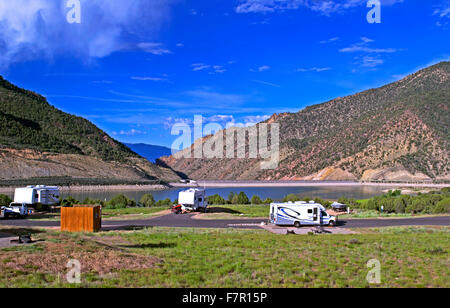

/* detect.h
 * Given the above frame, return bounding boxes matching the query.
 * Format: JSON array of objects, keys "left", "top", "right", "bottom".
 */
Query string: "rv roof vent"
[
  {"left": 27, "top": 186, "right": 34, "bottom": 188},
  {"left": 309, "top": 200, "right": 315, "bottom": 204}
]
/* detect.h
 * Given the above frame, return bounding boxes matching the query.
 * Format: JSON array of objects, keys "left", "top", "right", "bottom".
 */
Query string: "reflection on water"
[{"left": 62, "top": 185, "right": 391, "bottom": 203}]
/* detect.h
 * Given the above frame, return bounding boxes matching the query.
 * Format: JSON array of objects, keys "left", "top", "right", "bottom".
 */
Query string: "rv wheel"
[
  {"left": 329, "top": 221, "right": 336, "bottom": 227},
  {"left": 294, "top": 221, "right": 301, "bottom": 228}
]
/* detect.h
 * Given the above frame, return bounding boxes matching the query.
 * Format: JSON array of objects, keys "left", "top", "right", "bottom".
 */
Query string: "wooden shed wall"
[{"left": 61, "top": 206, "right": 101, "bottom": 232}]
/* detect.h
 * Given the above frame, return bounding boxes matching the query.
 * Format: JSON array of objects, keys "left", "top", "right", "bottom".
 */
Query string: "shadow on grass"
[
  {"left": 101, "top": 226, "right": 148, "bottom": 232},
  {"left": 207, "top": 207, "right": 242, "bottom": 214},
  {"left": 121, "top": 242, "right": 176, "bottom": 249},
  {"left": 0, "top": 228, "right": 45, "bottom": 237}
]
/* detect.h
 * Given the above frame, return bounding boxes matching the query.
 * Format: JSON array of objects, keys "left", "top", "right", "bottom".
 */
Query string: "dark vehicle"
[{"left": 331, "top": 202, "right": 347, "bottom": 212}]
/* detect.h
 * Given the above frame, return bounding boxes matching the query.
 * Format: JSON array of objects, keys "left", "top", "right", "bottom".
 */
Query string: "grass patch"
[
  {"left": 339, "top": 210, "right": 440, "bottom": 219},
  {"left": 0, "top": 226, "right": 448, "bottom": 288}
]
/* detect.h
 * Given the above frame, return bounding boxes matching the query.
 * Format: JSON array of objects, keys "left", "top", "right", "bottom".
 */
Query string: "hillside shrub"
[
  {"left": 0, "top": 194, "right": 12, "bottom": 206},
  {"left": 140, "top": 194, "right": 156, "bottom": 207},
  {"left": 106, "top": 194, "right": 135, "bottom": 209},
  {"left": 251, "top": 195, "right": 262, "bottom": 205}
]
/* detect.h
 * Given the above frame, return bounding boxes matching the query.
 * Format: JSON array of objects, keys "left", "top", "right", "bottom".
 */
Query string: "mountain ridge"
[
  {"left": 160, "top": 62, "right": 450, "bottom": 182},
  {"left": 0, "top": 77, "right": 180, "bottom": 183}
]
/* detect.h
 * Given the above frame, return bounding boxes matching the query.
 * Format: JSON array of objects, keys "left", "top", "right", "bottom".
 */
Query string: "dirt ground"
[
  {"left": 0, "top": 233, "right": 160, "bottom": 275},
  {"left": 0, "top": 232, "right": 18, "bottom": 248}
]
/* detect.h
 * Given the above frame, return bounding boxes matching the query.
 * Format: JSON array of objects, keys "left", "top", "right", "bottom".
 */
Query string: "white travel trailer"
[
  {"left": 13, "top": 186, "right": 60, "bottom": 207},
  {"left": 270, "top": 201, "right": 337, "bottom": 227},
  {"left": 178, "top": 188, "right": 208, "bottom": 212}
]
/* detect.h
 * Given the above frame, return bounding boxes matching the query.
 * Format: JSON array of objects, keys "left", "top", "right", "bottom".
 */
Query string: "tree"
[
  {"left": 433, "top": 198, "right": 450, "bottom": 214},
  {"left": 140, "top": 194, "right": 155, "bottom": 207},
  {"left": 82, "top": 198, "right": 104, "bottom": 206},
  {"left": 61, "top": 196, "right": 80, "bottom": 207},
  {"left": 107, "top": 194, "right": 135, "bottom": 209},
  {"left": 228, "top": 192, "right": 235, "bottom": 204},
  {"left": 208, "top": 194, "right": 225, "bottom": 205},
  {"left": 251, "top": 195, "right": 262, "bottom": 205},
  {"left": 231, "top": 194, "right": 240, "bottom": 205},
  {"left": 263, "top": 198, "right": 273, "bottom": 204},
  {"left": 0, "top": 194, "right": 12, "bottom": 206},
  {"left": 283, "top": 194, "right": 299, "bottom": 202},
  {"left": 156, "top": 198, "right": 172, "bottom": 207},
  {"left": 237, "top": 192, "right": 250, "bottom": 205}
]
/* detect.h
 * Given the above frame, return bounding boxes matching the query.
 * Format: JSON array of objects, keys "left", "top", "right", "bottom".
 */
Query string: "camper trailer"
[
  {"left": 13, "top": 186, "right": 60, "bottom": 207},
  {"left": 270, "top": 201, "right": 336, "bottom": 227},
  {"left": 178, "top": 188, "right": 208, "bottom": 212}
]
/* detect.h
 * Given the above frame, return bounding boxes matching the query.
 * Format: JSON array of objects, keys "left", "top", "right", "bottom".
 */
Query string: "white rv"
[
  {"left": 178, "top": 188, "right": 208, "bottom": 212},
  {"left": 13, "top": 186, "right": 60, "bottom": 207},
  {"left": 270, "top": 201, "right": 337, "bottom": 227}
]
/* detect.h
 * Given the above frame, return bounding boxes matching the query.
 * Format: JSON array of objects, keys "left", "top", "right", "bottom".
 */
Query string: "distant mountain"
[
  {"left": 124, "top": 143, "right": 173, "bottom": 163},
  {"left": 0, "top": 77, "right": 180, "bottom": 183},
  {"left": 161, "top": 62, "right": 450, "bottom": 182}
]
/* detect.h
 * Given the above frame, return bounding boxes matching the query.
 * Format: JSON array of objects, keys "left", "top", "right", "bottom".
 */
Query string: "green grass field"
[{"left": 0, "top": 226, "right": 448, "bottom": 288}]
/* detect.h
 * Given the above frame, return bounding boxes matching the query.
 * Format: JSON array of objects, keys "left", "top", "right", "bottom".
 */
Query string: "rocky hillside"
[
  {"left": 0, "top": 77, "right": 180, "bottom": 183},
  {"left": 160, "top": 62, "right": 450, "bottom": 182}
]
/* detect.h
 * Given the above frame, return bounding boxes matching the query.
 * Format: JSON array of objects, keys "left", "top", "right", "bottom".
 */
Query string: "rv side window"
[
  {"left": 198, "top": 198, "right": 203, "bottom": 202},
  {"left": 35, "top": 194, "right": 39, "bottom": 198},
  {"left": 308, "top": 209, "right": 313, "bottom": 214}
]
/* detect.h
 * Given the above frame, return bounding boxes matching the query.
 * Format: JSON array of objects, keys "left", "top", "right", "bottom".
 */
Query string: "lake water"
[{"left": 61, "top": 185, "right": 392, "bottom": 203}]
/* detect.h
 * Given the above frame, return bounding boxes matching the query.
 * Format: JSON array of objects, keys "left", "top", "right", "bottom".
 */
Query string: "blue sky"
[{"left": 0, "top": 0, "right": 449, "bottom": 148}]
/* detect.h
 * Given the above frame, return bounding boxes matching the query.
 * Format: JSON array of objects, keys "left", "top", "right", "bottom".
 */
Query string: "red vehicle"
[{"left": 171, "top": 204, "right": 183, "bottom": 214}]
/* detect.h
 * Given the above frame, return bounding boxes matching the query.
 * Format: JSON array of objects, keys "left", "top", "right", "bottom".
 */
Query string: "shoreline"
[
  {"left": 0, "top": 181, "right": 447, "bottom": 194},
  {"left": 170, "top": 181, "right": 450, "bottom": 189},
  {"left": 0, "top": 184, "right": 169, "bottom": 194}
]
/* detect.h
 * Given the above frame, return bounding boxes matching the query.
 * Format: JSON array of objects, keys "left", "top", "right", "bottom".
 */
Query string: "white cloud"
[
  {"left": 433, "top": 1, "right": 450, "bottom": 27},
  {"left": 112, "top": 129, "right": 146, "bottom": 136},
  {"left": 434, "top": 7, "right": 450, "bottom": 18},
  {"left": 192, "top": 63, "right": 228, "bottom": 74},
  {"left": 251, "top": 65, "right": 271, "bottom": 72},
  {"left": 192, "top": 63, "right": 211, "bottom": 71},
  {"left": 131, "top": 76, "right": 168, "bottom": 81},
  {"left": 339, "top": 37, "right": 397, "bottom": 53},
  {"left": 361, "top": 55, "right": 384, "bottom": 67},
  {"left": 0, "top": 0, "right": 175, "bottom": 68},
  {"left": 296, "top": 67, "right": 331, "bottom": 72},
  {"left": 137, "top": 42, "right": 172, "bottom": 55},
  {"left": 320, "top": 37, "right": 340, "bottom": 44},
  {"left": 236, "top": 0, "right": 403, "bottom": 16},
  {"left": 252, "top": 80, "right": 281, "bottom": 87},
  {"left": 243, "top": 115, "right": 271, "bottom": 124}
]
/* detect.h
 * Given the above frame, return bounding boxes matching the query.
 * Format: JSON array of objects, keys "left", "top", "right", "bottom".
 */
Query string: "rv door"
[
  {"left": 270, "top": 204, "right": 275, "bottom": 224},
  {"left": 313, "top": 207, "right": 319, "bottom": 225}
]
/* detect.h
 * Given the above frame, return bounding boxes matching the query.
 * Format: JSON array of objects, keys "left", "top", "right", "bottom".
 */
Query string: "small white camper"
[
  {"left": 178, "top": 188, "right": 208, "bottom": 212},
  {"left": 270, "top": 201, "right": 336, "bottom": 227},
  {"left": 13, "top": 186, "right": 60, "bottom": 207}
]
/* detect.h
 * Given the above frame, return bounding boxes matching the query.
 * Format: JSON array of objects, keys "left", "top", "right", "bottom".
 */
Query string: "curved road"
[{"left": 0, "top": 214, "right": 449, "bottom": 230}]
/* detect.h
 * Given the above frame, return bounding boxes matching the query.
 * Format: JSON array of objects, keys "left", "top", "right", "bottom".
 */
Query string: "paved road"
[{"left": 0, "top": 214, "right": 449, "bottom": 230}]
